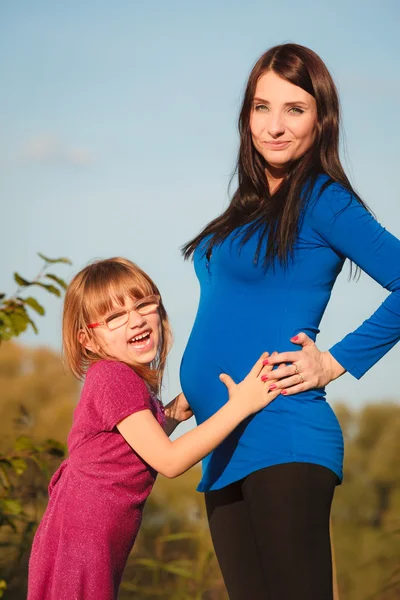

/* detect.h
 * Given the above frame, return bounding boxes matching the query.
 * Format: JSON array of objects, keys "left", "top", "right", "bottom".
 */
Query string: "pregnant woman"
[{"left": 179, "top": 43, "right": 400, "bottom": 600}]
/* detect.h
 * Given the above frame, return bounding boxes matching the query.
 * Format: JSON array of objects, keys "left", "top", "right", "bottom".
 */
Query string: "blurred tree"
[
  {"left": 122, "top": 469, "right": 227, "bottom": 599},
  {"left": 333, "top": 402, "right": 400, "bottom": 600},
  {"left": 0, "top": 252, "right": 71, "bottom": 342},
  {"left": 0, "top": 254, "right": 73, "bottom": 599}
]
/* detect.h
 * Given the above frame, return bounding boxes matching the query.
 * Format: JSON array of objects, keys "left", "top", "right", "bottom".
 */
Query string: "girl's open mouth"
[{"left": 128, "top": 330, "right": 151, "bottom": 350}]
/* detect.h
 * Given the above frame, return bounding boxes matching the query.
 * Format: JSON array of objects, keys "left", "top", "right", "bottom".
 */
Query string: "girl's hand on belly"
[
  {"left": 261, "top": 333, "right": 346, "bottom": 396},
  {"left": 220, "top": 352, "right": 281, "bottom": 416}
]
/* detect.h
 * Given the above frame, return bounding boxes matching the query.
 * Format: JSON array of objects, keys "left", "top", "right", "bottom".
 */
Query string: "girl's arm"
[{"left": 117, "top": 353, "right": 279, "bottom": 478}]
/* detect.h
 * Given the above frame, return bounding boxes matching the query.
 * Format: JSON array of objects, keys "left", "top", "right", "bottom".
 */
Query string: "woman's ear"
[{"left": 78, "top": 329, "right": 97, "bottom": 353}]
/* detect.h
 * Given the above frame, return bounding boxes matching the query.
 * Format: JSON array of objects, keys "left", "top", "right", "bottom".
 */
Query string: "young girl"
[{"left": 27, "top": 257, "right": 280, "bottom": 600}]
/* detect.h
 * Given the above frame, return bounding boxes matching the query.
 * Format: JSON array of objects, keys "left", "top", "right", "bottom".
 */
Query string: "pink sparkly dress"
[{"left": 28, "top": 360, "right": 165, "bottom": 600}]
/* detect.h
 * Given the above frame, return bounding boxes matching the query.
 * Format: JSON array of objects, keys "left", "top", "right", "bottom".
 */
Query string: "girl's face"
[
  {"left": 86, "top": 295, "right": 161, "bottom": 366},
  {"left": 250, "top": 70, "right": 318, "bottom": 173}
]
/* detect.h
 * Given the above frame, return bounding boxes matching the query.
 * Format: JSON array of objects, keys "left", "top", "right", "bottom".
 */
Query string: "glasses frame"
[{"left": 87, "top": 294, "right": 160, "bottom": 331}]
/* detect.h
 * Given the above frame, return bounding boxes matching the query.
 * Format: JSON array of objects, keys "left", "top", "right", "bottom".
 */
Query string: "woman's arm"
[
  {"left": 163, "top": 393, "right": 193, "bottom": 436},
  {"left": 117, "top": 354, "right": 280, "bottom": 478},
  {"left": 263, "top": 184, "right": 400, "bottom": 395}
]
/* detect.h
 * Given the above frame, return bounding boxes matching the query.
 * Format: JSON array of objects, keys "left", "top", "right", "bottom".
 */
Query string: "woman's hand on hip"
[{"left": 262, "top": 333, "right": 346, "bottom": 396}]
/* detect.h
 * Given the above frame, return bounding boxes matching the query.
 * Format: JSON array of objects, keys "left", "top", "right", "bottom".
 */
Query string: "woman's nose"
[{"left": 267, "top": 113, "right": 285, "bottom": 137}]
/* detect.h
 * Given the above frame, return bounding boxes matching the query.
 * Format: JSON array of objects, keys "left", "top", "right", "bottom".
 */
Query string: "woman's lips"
[{"left": 262, "top": 141, "right": 291, "bottom": 150}]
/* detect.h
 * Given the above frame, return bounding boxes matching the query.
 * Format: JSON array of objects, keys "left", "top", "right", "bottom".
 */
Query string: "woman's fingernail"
[
  {"left": 261, "top": 375, "right": 269, "bottom": 381},
  {"left": 291, "top": 335, "right": 299, "bottom": 341},
  {"left": 281, "top": 390, "right": 287, "bottom": 395},
  {"left": 269, "top": 384, "right": 277, "bottom": 391},
  {"left": 262, "top": 359, "right": 269, "bottom": 365}
]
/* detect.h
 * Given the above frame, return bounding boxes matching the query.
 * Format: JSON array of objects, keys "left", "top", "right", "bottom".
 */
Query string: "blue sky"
[{"left": 1, "top": 0, "right": 400, "bottom": 416}]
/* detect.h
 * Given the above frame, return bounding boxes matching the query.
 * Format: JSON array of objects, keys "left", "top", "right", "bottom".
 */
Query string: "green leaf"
[
  {"left": 34, "top": 282, "right": 61, "bottom": 297},
  {"left": 37, "top": 253, "right": 72, "bottom": 265},
  {"left": 0, "top": 465, "right": 10, "bottom": 490},
  {"left": 158, "top": 532, "right": 200, "bottom": 543},
  {"left": 160, "top": 563, "right": 193, "bottom": 578},
  {"left": 20, "top": 296, "right": 45, "bottom": 315},
  {"left": 26, "top": 316, "right": 39, "bottom": 335},
  {"left": 0, "top": 498, "right": 23, "bottom": 516},
  {"left": 133, "top": 558, "right": 160, "bottom": 570},
  {"left": 46, "top": 273, "right": 68, "bottom": 290},
  {"left": 13, "top": 273, "right": 31, "bottom": 287},
  {"left": 0, "top": 310, "right": 13, "bottom": 329},
  {"left": 10, "top": 457, "right": 28, "bottom": 476},
  {"left": 38, "top": 439, "right": 66, "bottom": 458},
  {"left": 43, "top": 439, "right": 66, "bottom": 457},
  {"left": 7, "top": 311, "right": 29, "bottom": 336},
  {"left": 0, "top": 515, "right": 18, "bottom": 533},
  {"left": 0, "top": 330, "right": 13, "bottom": 342},
  {"left": 30, "top": 454, "right": 48, "bottom": 477},
  {"left": 14, "top": 436, "right": 36, "bottom": 453}
]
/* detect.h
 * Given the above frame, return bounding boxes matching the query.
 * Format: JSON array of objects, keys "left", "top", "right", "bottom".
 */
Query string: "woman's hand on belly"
[{"left": 263, "top": 332, "right": 346, "bottom": 396}]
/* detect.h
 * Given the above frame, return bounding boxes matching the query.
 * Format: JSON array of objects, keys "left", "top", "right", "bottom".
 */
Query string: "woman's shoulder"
[
  {"left": 306, "top": 175, "right": 362, "bottom": 220},
  {"left": 308, "top": 174, "right": 351, "bottom": 200}
]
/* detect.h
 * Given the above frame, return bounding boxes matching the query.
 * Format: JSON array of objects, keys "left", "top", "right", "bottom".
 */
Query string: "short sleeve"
[{"left": 95, "top": 361, "right": 151, "bottom": 430}]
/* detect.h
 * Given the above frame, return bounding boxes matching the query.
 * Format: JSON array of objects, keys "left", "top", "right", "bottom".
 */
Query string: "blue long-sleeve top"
[{"left": 180, "top": 175, "right": 400, "bottom": 492}]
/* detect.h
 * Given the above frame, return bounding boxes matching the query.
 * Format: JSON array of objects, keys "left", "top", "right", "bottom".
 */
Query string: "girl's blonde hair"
[{"left": 62, "top": 257, "right": 171, "bottom": 394}]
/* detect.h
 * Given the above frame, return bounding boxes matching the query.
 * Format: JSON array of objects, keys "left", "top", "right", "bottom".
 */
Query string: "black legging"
[{"left": 205, "top": 463, "right": 338, "bottom": 600}]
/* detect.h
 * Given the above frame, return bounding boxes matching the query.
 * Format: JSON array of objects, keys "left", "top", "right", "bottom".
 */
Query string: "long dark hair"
[{"left": 182, "top": 43, "right": 369, "bottom": 269}]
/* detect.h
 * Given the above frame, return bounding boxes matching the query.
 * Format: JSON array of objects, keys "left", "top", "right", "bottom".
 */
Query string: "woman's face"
[{"left": 250, "top": 70, "right": 318, "bottom": 173}]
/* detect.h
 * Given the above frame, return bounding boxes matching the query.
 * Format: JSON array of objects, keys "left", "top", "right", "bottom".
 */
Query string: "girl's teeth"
[
  {"left": 130, "top": 332, "right": 150, "bottom": 343},
  {"left": 132, "top": 333, "right": 148, "bottom": 342}
]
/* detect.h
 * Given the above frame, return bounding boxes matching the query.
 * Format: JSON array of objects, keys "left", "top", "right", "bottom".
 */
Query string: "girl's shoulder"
[
  {"left": 83, "top": 361, "right": 152, "bottom": 429},
  {"left": 86, "top": 360, "right": 148, "bottom": 393}
]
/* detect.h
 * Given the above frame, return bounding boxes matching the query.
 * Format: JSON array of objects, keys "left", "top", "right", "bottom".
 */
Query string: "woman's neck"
[{"left": 265, "top": 164, "right": 287, "bottom": 195}]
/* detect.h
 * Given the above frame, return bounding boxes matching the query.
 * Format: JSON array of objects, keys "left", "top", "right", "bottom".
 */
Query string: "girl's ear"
[{"left": 78, "top": 329, "right": 97, "bottom": 353}]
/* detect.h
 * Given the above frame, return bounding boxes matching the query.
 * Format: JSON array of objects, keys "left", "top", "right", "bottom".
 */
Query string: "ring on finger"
[
  {"left": 299, "top": 373, "right": 304, "bottom": 384},
  {"left": 293, "top": 364, "right": 300, "bottom": 375}
]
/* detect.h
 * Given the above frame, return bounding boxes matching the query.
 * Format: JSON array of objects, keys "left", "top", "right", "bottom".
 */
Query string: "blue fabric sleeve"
[{"left": 308, "top": 183, "right": 400, "bottom": 379}]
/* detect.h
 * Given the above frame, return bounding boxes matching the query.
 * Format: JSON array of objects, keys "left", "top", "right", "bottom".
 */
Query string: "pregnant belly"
[
  {"left": 180, "top": 315, "right": 328, "bottom": 425},
  {"left": 180, "top": 340, "right": 226, "bottom": 422},
  {"left": 180, "top": 321, "right": 288, "bottom": 423}
]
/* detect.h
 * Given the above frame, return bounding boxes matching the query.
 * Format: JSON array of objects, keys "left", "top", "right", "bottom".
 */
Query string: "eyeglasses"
[{"left": 87, "top": 294, "right": 160, "bottom": 331}]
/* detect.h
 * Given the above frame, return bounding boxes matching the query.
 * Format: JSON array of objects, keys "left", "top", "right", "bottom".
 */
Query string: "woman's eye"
[
  {"left": 288, "top": 107, "right": 304, "bottom": 115},
  {"left": 254, "top": 104, "right": 269, "bottom": 112}
]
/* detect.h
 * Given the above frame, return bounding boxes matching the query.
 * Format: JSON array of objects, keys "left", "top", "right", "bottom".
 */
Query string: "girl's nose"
[{"left": 128, "top": 309, "right": 146, "bottom": 328}]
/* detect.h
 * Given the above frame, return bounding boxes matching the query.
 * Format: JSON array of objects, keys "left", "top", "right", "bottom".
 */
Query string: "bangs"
[{"left": 81, "top": 261, "right": 156, "bottom": 323}]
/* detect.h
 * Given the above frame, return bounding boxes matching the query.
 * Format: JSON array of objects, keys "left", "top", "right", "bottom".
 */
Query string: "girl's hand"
[
  {"left": 262, "top": 333, "right": 346, "bottom": 396},
  {"left": 219, "top": 352, "right": 281, "bottom": 416},
  {"left": 164, "top": 393, "right": 193, "bottom": 423}
]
